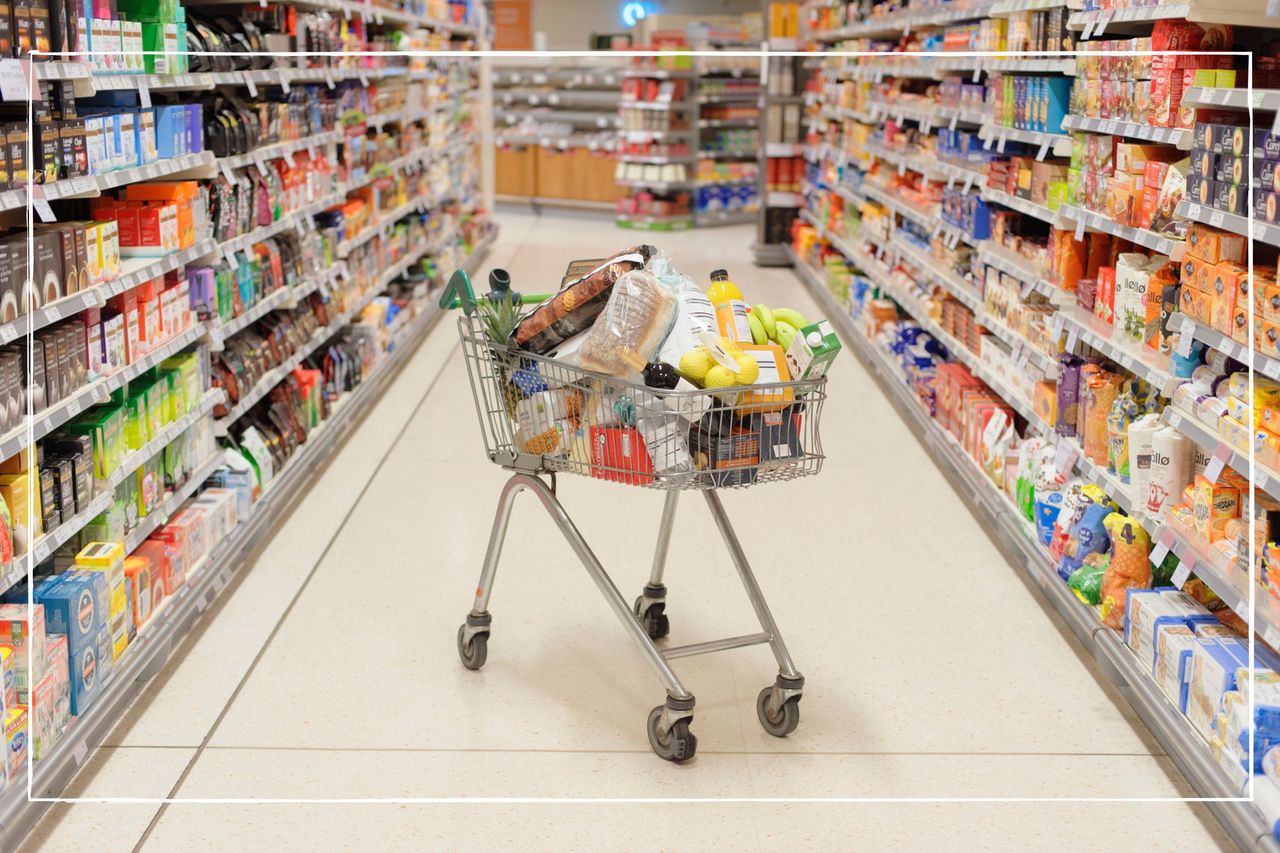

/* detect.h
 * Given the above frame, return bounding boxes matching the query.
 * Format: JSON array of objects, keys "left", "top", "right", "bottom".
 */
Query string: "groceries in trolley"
[{"left": 468, "top": 245, "right": 840, "bottom": 487}]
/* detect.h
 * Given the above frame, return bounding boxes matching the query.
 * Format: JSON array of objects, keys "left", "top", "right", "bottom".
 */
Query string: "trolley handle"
[{"left": 440, "top": 269, "right": 550, "bottom": 314}]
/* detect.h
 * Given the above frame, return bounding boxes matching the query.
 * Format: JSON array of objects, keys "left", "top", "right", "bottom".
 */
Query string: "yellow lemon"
[
  {"left": 734, "top": 353, "right": 760, "bottom": 385},
  {"left": 703, "top": 365, "right": 738, "bottom": 389},
  {"left": 678, "top": 348, "right": 714, "bottom": 385}
]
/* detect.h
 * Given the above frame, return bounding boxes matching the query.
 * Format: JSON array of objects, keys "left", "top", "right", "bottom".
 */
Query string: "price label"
[
  {"left": 1168, "top": 411, "right": 1182, "bottom": 428},
  {"left": 281, "top": 76, "right": 291, "bottom": 95},
  {"left": 1204, "top": 445, "right": 1232, "bottom": 483},
  {"left": 1074, "top": 218, "right": 1086, "bottom": 242},
  {"left": 949, "top": 114, "right": 958, "bottom": 131},
  {"left": 898, "top": 161, "right": 906, "bottom": 177},
  {"left": 1186, "top": 202, "right": 1201, "bottom": 219},
  {"left": 219, "top": 161, "right": 235, "bottom": 184},
  {"left": 254, "top": 154, "right": 268, "bottom": 177},
  {"left": 983, "top": 133, "right": 994, "bottom": 151},
  {"left": 1209, "top": 210, "right": 1226, "bottom": 227},
  {"left": 1138, "top": 125, "right": 1152, "bottom": 140},
  {"left": 138, "top": 80, "right": 152, "bottom": 109},
  {"left": 0, "top": 59, "right": 29, "bottom": 102},
  {"left": 325, "top": 72, "right": 336, "bottom": 90},
  {"left": 283, "top": 149, "right": 295, "bottom": 168},
  {"left": 244, "top": 73, "right": 258, "bottom": 98},
  {"left": 307, "top": 141, "right": 318, "bottom": 159},
  {"left": 1081, "top": 20, "right": 1095, "bottom": 41},
  {"left": 1266, "top": 626, "right": 1280, "bottom": 651},
  {"left": 1265, "top": 359, "right": 1280, "bottom": 380},
  {"left": 972, "top": 60, "right": 983, "bottom": 83},
  {"left": 1050, "top": 314, "right": 1065, "bottom": 339},
  {"left": 921, "top": 120, "right": 931, "bottom": 134},
  {"left": 1171, "top": 557, "right": 1193, "bottom": 588},
  {"left": 1150, "top": 541, "right": 1170, "bottom": 566},
  {"left": 1175, "top": 329, "right": 1195, "bottom": 357},
  {"left": 963, "top": 174, "right": 975, "bottom": 193},
  {"left": 1036, "top": 140, "right": 1049, "bottom": 161},
  {"left": 1066, "top": 327, "right": 1079, "bottom": 352},
  {"left": 33, "top": 196, "right": 55, "bottom": 223},
  {"left": 1021, "top": 278, "right": 1035, "bottom": 299},
  {"left": 947, "top": 174, "right": 956, "bottom": 189},
  {"left": 997, "top": 131, "right": 1008, "bottom": 153},
  {"left": 1054, "top": 441, "right": 1078, "bottom": 476}
]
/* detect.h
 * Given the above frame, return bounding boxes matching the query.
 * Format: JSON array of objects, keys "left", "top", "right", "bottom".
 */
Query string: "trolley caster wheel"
[
  {"left": 457, "top": 624, "right": 488, "bottom": 671},
  {"left": 756, "top": 686, "right": 801, "bottom": 737},
  {"left": 647, "top": 705, "right": 697, "bottom": 762},
  {"left": 633, "top": 596, "right": 669, "bottom": 640}
]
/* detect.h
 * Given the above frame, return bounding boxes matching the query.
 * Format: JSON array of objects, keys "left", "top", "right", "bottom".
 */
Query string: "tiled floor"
[{"left": 19, "top": 213, "right": 1232, "bottom": 851}]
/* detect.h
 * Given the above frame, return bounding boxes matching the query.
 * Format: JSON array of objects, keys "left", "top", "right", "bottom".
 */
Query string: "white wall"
[{"left": 531, "top": 0, "right": 760, "bottom": 50}]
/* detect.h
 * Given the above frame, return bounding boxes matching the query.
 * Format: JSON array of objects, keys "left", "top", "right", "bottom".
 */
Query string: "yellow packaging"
[
  {"left": 74, "top": 542, "right": 129, "bottom": 660},
  {"left": 1034, "top": 381, "right": 1057, "bottom": 425},
  {"left": 1218, "top": 414, "right": 1250, "bottom": 449},
  {"left": 1194, "top": 474, "right": 1241, "bottom": 540}
]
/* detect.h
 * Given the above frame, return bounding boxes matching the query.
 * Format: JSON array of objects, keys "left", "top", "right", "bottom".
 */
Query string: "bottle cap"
[{"left": 710, "top": 269, "right": 728, "bottom": 281}]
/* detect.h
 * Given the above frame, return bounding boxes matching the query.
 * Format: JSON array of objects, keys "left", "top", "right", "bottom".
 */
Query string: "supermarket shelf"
[
  {"left": 891, "top": 235, "right": 983, "bottom": 313},
  {"left": 616, "top": 179, "right": 694, "bottom": 192},
  {"left": 1172, "top": 313, "right": 1275, "bottom": 377},
  {"left": 798, "top": 209, "right": 868, "bottom": 267},
  {"left": 498, "top": 90, "right": 620, "bottom": 109},
  {"left": 866, "top": 98, "right": 938, "bottom": 128},
  {"left": 620, "top": 68, "right": 696, "bottom": 79},
  {"left": 764, "top": 142, "right": 807, "bottom": 157},
  {"left": 861, "top": 184, "right": 938, "bottom": 231},
  {"left": 934, "top": 104, "right": 989, "bottom": 127},
  {"left": 498, "top": 108, "right": 619, "bottom": 128},
  {"left": 615, "top": 214, "right": 695, "bottom": 231},
  {"left": 495, "top": 195, "right": 618, "bottom": 212},
  {"left": 0, "top": 323, "right": 207, "bottom": 464},
  {"left": 106, "top": 388, "right": 224, "bottom": 491},
  {"left": 619, "top": 129, "right": 697, "bottom": 143},
  {"left": 812, "top": 1, "right": 998, "bottom": 40},
  {"left": 220, "top": 130, "right": 344, "bottom": 172},
  {"left": 1066, "top": 2, "right": 1271, "bottom": 30},
  {"left": 1158, "top": 523, "right": 1266, "bottom": 639},
  {"left": 990, "top": 0, "right": 1070, "bottom": 14},
  {"left": 216, "top": 189, "right": 347, "bottom": 259},
  {"left": 1061, "top": 115, "right": 1192, "bottom": 148},
  {"left": 0, "top": 237, "right": 485, "bottom": 850},
  {"left": 120, "top": 453, "right": 223, "bottom": 555},
  {"left": 935, "top": 219, "right": 981, "bottom": 250},
  {"left": 974, "top": 309, "right": 1058, "bottom": 376},
  {"left": 698, "top": 149, "right": 760, "bottom": 159},
  {"left": 619, "top": 100, "right": 694, "bottom": 111},
  {"left": 981, "top": 186, "right": 1067, "bottom": 228},
  {"left": 1181, "top": 87, "right": 1280, "bottom": 111},
  {"left": 694, "top": 177, "right": 757, "bottom": 188},
  {"left": 1161, "top": 406, "right": 1280, "bottom": 501},
  {"left": 976, "top": 243, "right": 1067, "bottom": 303},
  {"left": 766, "top": 191, "right": 805, "bottom": 208},
  {"left": 1062, "top": 431, "right": 1155, "bottom": 528},
  {"left": 694, "top": 210, "right": 759, "bottom": 226},
  {"left": 1059, "top": 204, "right": 1186, "bottom": 260},
  {"left": 334, "top": 193, "right": 436, "bottom": 258},
  {"left": 1178, "top": 200, "right": 1280, "bottom": 249},
  {"left": 979, "top": 122, "right": 1073, "bottom": 157},
  {"left": 697, "top": 118, "right": 759, "bottom": 128},
  {"left": 793, "top": 261, "right": 1280, "bottom": 853},
  {"left": 0, "top": 152, "right": 215, "bottom": 213},
  {"left": 616, "top": 154, "right": 697, "bottom": 165},
  {"left": 979, "top": 57, "right": 1076, "bottom": 74},
  {"left": 1058, "top": 305, "right": 1182, "bottom": 396},
  {"left": 697, "top": 92, "right": 762, "bottom": 103}
]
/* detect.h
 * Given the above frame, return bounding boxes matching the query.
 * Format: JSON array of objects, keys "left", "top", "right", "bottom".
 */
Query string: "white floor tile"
[{"left": 18, "top": 747, "right": 193, "bottom": 853}]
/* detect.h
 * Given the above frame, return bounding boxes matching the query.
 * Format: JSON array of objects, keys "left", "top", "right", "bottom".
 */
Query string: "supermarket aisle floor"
[{"left": 22, "top": 214, "right": 1232, "bottom": 852}]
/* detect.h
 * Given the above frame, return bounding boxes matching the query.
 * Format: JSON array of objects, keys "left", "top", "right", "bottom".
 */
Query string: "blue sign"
[{"left": 622, "top": 1, "right": 649, "bottom": 26}]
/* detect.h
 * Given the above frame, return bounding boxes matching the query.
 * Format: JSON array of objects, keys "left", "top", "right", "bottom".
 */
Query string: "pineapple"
[{"left": 476, "top": 296, "right": 524, "bottom": 419}]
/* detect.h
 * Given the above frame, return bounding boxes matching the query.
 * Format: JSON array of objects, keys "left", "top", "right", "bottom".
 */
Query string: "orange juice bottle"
[{"left": 708, "top": 269, "right": 751, "bottom": 341}]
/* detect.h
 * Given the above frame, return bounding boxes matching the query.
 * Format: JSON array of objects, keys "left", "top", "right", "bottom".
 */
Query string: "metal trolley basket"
[{"left": 448, "top": 272, "right": 828, "bottom": 762}]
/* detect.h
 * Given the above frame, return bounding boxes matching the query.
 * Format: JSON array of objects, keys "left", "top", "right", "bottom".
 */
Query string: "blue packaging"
[
  {"left": 37, "top": 572, "right": 105, "bottom": 654},
  {"left": 154, "top": 106, "right": 185, "bottom": 160}
]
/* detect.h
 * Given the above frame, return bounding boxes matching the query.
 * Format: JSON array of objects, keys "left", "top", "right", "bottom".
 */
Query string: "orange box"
[
  {"left": 1186, "top": 224, "right": 1246, "bottom": 265},
  {"left": 736, "top": 342, "right": 795, "bottom": 414},
  {"left": 1181, "top": 286, "right": 1212, "bottom": 325},
  {"left": 1194, "top": 473, "right": 1240, "bottom": 540},
  {"left": 1264, "top": 284, "right": 1280, "bottom": 321},
  {"left": 1181, "top": 256, "right": 1212, "bottom": 293},
  {"left": 1211, "top": 285, "right": 1237, "bottom": 335},
  {"left": 1034, "top": 380, "right": 1057, "bottom": 425},
  {"left": 1259, "top": 318, "right": 1280, "bottom": 359}
]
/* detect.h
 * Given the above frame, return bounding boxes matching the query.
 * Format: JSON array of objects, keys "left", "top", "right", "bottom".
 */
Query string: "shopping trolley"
[{"left": 443, "top": 269, "right": 827, "bottom": 762}]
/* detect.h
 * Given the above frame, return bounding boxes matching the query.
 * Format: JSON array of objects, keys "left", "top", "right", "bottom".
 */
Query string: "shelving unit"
[
  {"left": 0, "top": 6, "right": 494, "bottom": 846},
  {"left": 787, "top": 4, "right": 1280, "bottom": 844}
]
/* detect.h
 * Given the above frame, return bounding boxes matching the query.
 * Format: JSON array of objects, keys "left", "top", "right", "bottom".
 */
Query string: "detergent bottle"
[{"left": 707, "top": 269, "right": 752, "bottom": 342}]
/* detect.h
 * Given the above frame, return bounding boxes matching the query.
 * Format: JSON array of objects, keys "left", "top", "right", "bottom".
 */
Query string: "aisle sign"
[{"left": 493, "top": 0, "right": 532, "bottom": 51}]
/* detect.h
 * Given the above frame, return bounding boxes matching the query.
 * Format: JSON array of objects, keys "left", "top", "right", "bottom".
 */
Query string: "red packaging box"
[{"left": 588, "top": 427, "right": 654, "bottom": 486}]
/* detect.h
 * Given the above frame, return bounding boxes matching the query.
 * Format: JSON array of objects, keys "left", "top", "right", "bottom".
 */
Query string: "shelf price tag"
[
  {"left": 1149, "top": 540, "right": 1170, "bottom": 567},
  {"left": 1174, "top": 328, "right": 1195, "bottom": 358},
  {"left": 1209, "top": 210, "right": 1226, "bottom": 228},
  {"left": 1065, "top": 327, "right": 1079, "bottom": 353},
  {"left": 1020, "top": 278, "right": 1035, "bottom": 299},
  {"left": 1036, "top": 140, "right": 1049, "bottom": 161},
  {"left": 1264, "top": 359, "right": 1280, "bottom": 381},
  {"left": 244, "top": 73, "right": 258, "bottom": 98},
  {"left": 1074, "top": 218, "right": 1086, "bottom": 242},
  {"left": 29, "top": 185, "right": 55, "bottom": 223},
  {"left": 1171, "top": 555, "right": 1194, "bottom": 588},
  {"left": 281, "top": 76, "right": 291, "bottom": 95},
  {"left": 997, "top": 131, "right": 1008, "bottom": 153},
  {"left": 972, "top": 60, "right": 982, "bottom": 83},
  {"left": 949, "top": 114, "right": 958, "bottom": 131},
  {"left": 1081, "top": 20, "right": 1094, "bottom": 40},
  {"left": 1053, "top": 441, "right": 1078, "bottom": 476},
  {"left": 1204, "top": 444, "right": 1232, "bottom": 483},
  {"left": 138, "top": 80, "right": 152, "bottom": 109},
  {"left": 253, "top": 153, "right": 268, "bottom": 177}
]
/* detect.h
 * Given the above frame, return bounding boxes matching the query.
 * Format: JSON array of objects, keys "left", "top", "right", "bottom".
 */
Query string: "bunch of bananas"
[{"left": 746, "top": 304, "right": 809, "bottom": 351}]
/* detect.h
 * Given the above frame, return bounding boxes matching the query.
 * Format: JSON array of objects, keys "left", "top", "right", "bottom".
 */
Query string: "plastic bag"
[
  {"left": 1069, "top": 557, "right": 1107, "bottom": 605},
  {"left": 576, "top": 268, "right": 678, "bottom": 378},
  {"left": 650, "top": 255, "right": 717, "bottom": 367}
]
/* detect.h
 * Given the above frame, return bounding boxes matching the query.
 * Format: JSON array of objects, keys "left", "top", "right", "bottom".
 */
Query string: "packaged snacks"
[
  {"left": 1099, "top": 513, "right": 1151, "bottom": 629},
  {"left": 1058, "top": 493, "right": 1117, "bottom": 580},
  {"left": 514, "top": 246, "right": 656, "bottom": 354}
]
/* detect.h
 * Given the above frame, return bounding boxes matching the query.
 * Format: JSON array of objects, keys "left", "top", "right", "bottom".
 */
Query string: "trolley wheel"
[
  {"left": 633, "top": 596, "right": 670, "bottom": 640},
  {"left": 756, "top": 686, "right": 801, "bottom": 737},
  {"left": 647, "top": 705, "right": 697, "bottom": 763},
  {"left": 457, "top": 624, "right": 488, "bottom": 671}
]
